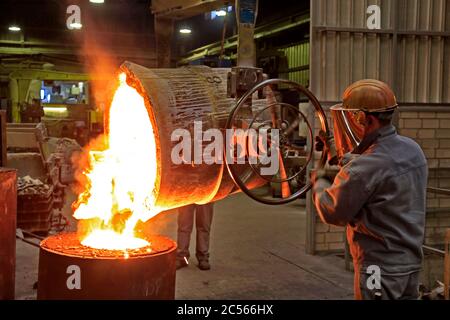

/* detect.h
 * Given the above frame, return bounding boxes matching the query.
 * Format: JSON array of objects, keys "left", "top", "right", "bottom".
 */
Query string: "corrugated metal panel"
[
  {"left": 280, "top": 42, "right": 310, "bottom": 85},
  {"left": 310, "top": 0, "right": 450, "bottom": 104},
  {"left": 283, "top": 43, "right": 309, "bottom": 70},
  {"left": 287, "top": 70, "right": 309, "bottom": 86},
  {"left": 398, "top": 35, "right": 448, "bottom": 103},
  {"left": 314, "top": 0, "right": 393, "bottom": 29},
  {"left": 398, "top": 0, "right": 447, "bottom": 31}
]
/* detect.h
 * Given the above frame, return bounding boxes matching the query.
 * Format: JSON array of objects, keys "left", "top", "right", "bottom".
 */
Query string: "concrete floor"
[{"left": 15, "top": 192, "right": 354, "bottom": 300}]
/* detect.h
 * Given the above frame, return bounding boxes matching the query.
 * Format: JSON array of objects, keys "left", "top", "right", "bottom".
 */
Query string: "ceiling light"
[
  {"left": 216, "top": 10, "right": 227, "bottom": 16},
  {"left": 89, "top": 0, "right": 105, "bottom": 3},
  {"left": 179, "top": 28, "right": 192, "bottom": 34},
  {"left": 8, "top": 26, "right": 21, "bottom": 32},
  {"left": 69, "top": 22, "right": 83, "bottom": 30}
]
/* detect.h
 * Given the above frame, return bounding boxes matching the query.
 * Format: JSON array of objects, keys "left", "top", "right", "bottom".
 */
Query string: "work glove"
[
  {"left": 310, "top": 169, "right": 327, "bottom": 184},
  {"left": 315, "top": 130, "right": 339, "bottom": 166},
  {"left": 314, "top": 130, "right": 328, "bottom": 152},
  {"left": 339, "top": 152, "right": 359, "bottom": 167}
]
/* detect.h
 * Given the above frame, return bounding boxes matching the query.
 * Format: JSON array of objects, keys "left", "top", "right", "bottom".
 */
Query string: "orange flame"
[{"left": 73, "top": 73, "right": 160, "bottom": 250}]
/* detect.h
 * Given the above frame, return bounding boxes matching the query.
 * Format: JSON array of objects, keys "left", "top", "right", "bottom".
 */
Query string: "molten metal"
[
  {"left": 72, "top": 62, "right": 268, "bottom": 251},
  {"left": 73, "top": 73, "right": 159, "bottom": 250},
  {"left": 37, "top": 233, "right": 176, "bottom": 300},
  {"left": 81, "top": 229, "right": 149, "bottom": 250}
]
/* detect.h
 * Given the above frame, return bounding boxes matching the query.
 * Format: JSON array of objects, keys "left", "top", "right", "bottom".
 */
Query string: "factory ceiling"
[
  {"left": 0, "top": 0, "right": 309, "bottom": 70},
  {"left": 0, "top": 0, "right": 155, "bottom": 69}
]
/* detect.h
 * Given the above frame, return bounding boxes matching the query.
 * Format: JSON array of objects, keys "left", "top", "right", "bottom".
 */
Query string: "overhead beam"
[
  {"left": 7, "top": 68, "right": 119, "bottom": 82},
  {"left": 8, "top": 69, "right": 89, "bottom": 81},
  {"left": 0, "top": 45, "right": 156, "bottom": 61},
  {"left": 178, "top": 13, "right": 310, "bottom": 64},
  {"left": 151, "top": 0, "right": 230, "bottom": 66},
  {"left": 151, "top": 0, "right": 228, "bottom": 20}
]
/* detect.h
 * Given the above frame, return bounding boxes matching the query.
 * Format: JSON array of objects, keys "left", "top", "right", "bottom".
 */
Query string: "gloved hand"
[
  {"left": 315, "top": 130, "right": 339, "bottom": 166},
  {"left": 310, "top": 169, "right": 327, "bottom": 184},
  {"left": 339, "top": 152, "right": 359, "bottom": 167},
  {"left": 314, "top": 130, "right": 329, "bottom": 152}
]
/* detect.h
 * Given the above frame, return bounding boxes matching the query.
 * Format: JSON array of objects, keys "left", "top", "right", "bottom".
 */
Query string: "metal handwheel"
[{"left": 224, "top": 78, "right": 330, "bottom": 205}]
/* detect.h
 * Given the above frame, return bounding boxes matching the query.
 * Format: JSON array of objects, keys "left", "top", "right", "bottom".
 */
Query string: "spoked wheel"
[{"left": 224, "top": 78, "right": 330, "bottom": 205}]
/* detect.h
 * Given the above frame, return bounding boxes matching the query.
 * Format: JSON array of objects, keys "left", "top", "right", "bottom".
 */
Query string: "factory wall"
[
  {"left": 398, "top": 110, "right": 450, "bottom": 247},
  {"left": 279, "top": 42, "right": 310, "bottom": 86},
  {"left": 307, "top": 0, "right": 450, "bottom": 254}
]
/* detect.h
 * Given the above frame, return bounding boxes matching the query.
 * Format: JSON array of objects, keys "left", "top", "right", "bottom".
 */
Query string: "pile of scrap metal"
[
  {"left": 35, "top": 122, "right": 82, "bottom": 185},
  {"left": 17, "top": 175, "right": 54, "bottom": 234},
  {"left": 36, "top": 122, "right": 83, "bottom": 232},
  {"left": 7, "top": 122, "right": 82, "bottom": 234}
]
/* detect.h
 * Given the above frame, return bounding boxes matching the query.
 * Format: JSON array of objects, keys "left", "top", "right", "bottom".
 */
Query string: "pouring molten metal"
[
  {"left": 71, "top": 62, "right": 269, "bottom": 251},
  {"left": 37, "top": 63, "right": 269, "bottom": 300},
  {"left": 73, "top": 73, "right": 159, "bottom": 250}
]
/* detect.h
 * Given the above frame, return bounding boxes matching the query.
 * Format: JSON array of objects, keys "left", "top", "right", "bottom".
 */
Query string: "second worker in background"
[{"left": 176, "top": 203, "right": 214, "bottom": 271}]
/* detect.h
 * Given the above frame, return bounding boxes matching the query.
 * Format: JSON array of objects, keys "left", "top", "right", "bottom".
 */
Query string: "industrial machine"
[
  {"left": 34, "top": 0, "right": 340, "bottom": 300},
  {"left": 224, "top": 0, "right": 363, "bottom": 205},
  {"left": 224, "top": 0, "right": 332, "bottom": 205},
  {"left": 7, "top": 67, "right": 104, "bottom": 144},
  {"left": 8, "top": 0, "right": 358, "bottom": 301}
]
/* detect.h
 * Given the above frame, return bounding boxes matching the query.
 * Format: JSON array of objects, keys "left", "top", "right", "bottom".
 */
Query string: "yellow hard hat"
[{"left": 340, "top": 79, "right": 398, "bottom": 113}]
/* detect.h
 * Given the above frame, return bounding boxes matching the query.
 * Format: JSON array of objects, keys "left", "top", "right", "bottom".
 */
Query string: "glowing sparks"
[
  {"left": 73, "top": 73, "right": 159, "bottom": 250},
  {"left": 184, "top": 257, "right": 189, "bottom": 265}
]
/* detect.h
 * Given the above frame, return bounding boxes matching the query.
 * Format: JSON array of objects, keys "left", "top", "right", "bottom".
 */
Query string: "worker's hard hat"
[
  {"left": 329, "top": 79, "right": 397, "bottom": 158},
  {"left": 338, "top": 79, "right": 398, "bottom": 113}
]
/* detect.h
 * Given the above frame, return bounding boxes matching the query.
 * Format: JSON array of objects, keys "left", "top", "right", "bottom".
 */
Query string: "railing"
[
  {"left": 447, "top": 230, "right": 450, "bottom": 300},
  {"left": 427, "top": 186, "right": 450, "bottom": 197},
  {"left": 419, "top": 187, "right": 448, "bottom": 299}
]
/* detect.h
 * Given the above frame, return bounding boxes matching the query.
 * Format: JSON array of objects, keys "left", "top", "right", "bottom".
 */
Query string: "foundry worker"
[
  {"left": 312, "top": 79, "right": 427, "bottom": 300},
  {"left": 176, "top": 203, "right": 214, "bottom": 270}
]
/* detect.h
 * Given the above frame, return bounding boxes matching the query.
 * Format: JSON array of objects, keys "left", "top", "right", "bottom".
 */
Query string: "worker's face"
[
  {"left": 349, "top": 111, "right": 379, "bottom": 137},
  {"left": 351, "top": 111, "right": 366, "bottom": 126},
  {"left": 362, "top": 113, "right": 383, "bottom": 137}
]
